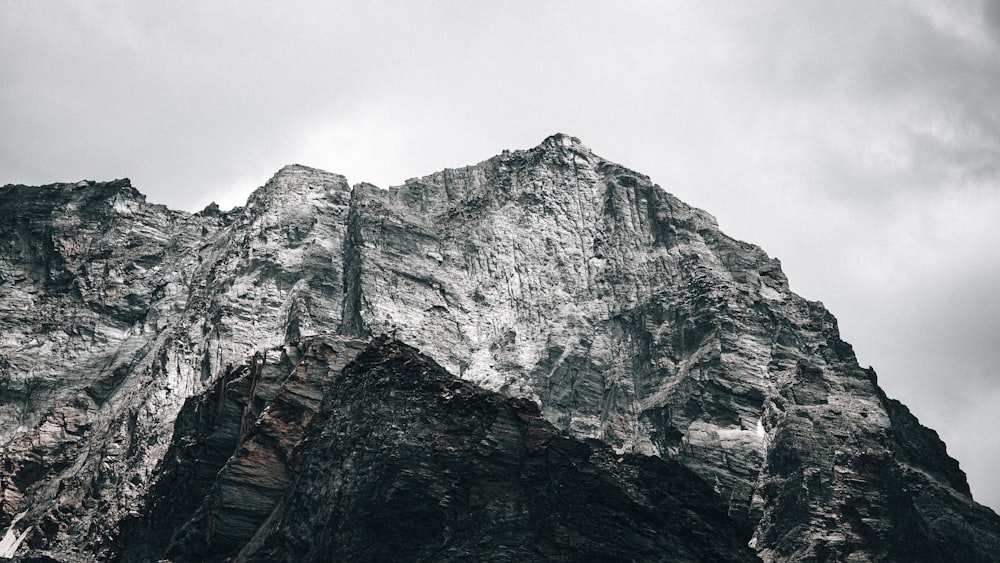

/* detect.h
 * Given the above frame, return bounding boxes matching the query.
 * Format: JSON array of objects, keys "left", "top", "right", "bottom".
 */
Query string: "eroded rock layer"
[{"left": 1, "top": 135, "right": 999, "bottom": 561}]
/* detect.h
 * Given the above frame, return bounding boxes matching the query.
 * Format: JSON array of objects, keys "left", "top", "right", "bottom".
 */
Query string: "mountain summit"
[{"left": 1, "top": 136, "right": 998, "bottom": 561}]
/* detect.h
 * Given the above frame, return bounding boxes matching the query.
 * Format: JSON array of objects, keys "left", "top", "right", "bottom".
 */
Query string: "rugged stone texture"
[
  {"left": 343, "top": 135, "right": 1000, "bottom": 559},
  {"left": 123, "top": 336, "right": 759, "bottom": 562},
  {"left": 1, "top": 135, "right": 999, "bottom": 561},
  {"left": 0, "top": 166, "right": 351, "bottom": 560},
  {"left": 117, "top": 334, "right": 368, "bottom": 562}
]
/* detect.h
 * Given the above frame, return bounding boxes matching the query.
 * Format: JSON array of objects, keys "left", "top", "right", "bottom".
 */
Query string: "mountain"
[{"left": 1, "top": 134, "right": 998, "bottom": 561}]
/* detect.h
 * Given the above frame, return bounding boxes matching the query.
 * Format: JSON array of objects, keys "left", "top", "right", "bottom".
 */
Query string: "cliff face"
[
  {"left": 0, "top": 166, "right": 350, "bottom": 559},
  {"left": 1, "top": 135, "right": 998, "bottom": 561}
]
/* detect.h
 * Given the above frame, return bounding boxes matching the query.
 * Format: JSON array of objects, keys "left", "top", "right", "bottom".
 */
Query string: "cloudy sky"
[{"left": 3, "top": 1, "right": 998, "bottom": 510}]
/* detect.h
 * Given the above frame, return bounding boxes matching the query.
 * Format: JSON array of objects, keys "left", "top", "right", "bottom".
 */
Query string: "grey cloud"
[{"left": 2, "top": 0, "right": 998, "bottom": 512}]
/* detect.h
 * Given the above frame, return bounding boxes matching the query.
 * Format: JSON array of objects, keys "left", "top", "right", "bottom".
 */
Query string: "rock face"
[
  {"left": 0, "top": 167, "right": 350, "bottom": 559},
  {"left": 1, "top": 135, "right": 999, "bottom": 561},
  {"left": 121, "top": 336, "right": 759, "bottom": 562}
]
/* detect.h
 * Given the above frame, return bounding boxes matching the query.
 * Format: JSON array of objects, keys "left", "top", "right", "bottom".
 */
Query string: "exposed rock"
[
  {"left": 342, "top": 134, "right": 1000, "bottom": 558},
  {"left": 1, "top": 135, "right": 999, "bottom": 561},
  {"left": 0, "top": 166, "right": 351, "bottom": 559},
  {"left": 123, "top": 336, "right": 759, "bottom": 562},
  {"left": 118, "top": 334, "right": 368, "bottom": 561}
]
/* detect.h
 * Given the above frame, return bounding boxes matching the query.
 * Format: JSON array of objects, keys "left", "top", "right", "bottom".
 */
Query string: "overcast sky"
[{"left": 3, "top": 0, "right": 998, "bottom": 511}]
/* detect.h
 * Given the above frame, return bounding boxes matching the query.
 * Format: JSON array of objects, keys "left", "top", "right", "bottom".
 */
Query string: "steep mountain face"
[
  {"left": 0, "top": 167, "right": 350, "bottom": 559},
  {"left": 1, "top": 135, "right": 999, "bottom": 561}
]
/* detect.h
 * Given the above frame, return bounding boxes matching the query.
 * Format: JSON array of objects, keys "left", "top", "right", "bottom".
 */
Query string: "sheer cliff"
[{"left": 1, "top": 135, "right": 998, "bottom": 561}]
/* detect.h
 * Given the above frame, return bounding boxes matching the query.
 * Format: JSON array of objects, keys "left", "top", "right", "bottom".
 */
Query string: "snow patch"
[
  {"left": 686, "top": 420, "right": 767, "bottom": 450},
  {"left": 0, "top": 512, "right": 29, "bottom": 559},
  {"left": 760, "top": 285, "right": 783, "bottom": 301}
]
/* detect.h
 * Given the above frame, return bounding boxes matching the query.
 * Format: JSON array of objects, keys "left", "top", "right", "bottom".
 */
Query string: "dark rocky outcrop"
[
  {"left": 116, "top": 335, "right": 368, "bottom": 561},
  {"left": 122, "top": 336, "right": 760, "bottom": 562}
]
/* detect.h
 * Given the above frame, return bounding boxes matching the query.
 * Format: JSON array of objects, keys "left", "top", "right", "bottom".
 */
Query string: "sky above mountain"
[{"left": 3, "top": 0, "right": 998, "bottom": 511}]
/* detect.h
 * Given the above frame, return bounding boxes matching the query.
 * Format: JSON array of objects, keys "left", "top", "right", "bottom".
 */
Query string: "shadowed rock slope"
[
  {"left": 1, "top": 135, "right": 999, "bottom": 561},
  {"left": 120, "top": 336, "right": 760, "bottom": 562}
]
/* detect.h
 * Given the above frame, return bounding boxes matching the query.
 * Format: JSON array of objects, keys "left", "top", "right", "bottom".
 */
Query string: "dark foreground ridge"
[
  {"left": 119, "top": 335, "right": 759, "bottom": 562},
  {"left": 1, "top": 134, "right": 999, "bottom": 561}
]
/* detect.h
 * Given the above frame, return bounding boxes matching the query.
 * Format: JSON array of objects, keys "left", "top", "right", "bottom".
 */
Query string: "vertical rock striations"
[
  {"left": 1, "top": 135, "right": 998, "bottom": 561},
  {"left": 0, "top": 166, "right": 351, "bottom": 559},
  {"left": 117, "top": 334, "right": 369, "bottom": 562},
  {"left": 342, "top": 134, "right": 1000, "bottom": 559}
]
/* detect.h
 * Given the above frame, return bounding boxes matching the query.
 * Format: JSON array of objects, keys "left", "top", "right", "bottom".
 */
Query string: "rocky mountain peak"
[
  {"left": 271, "top": 162, "right": 333, "bottom": 181},
  {"left": 244, "top": 164, "right": 350, "bottom": 209},
  {"left": 1, "top": 177, "right": 145, "bottom": 214},
  {"left": 1, "top": 136, "right": 999, "bottom": 561},
  {"left": 537, "top": 131, "right": 590, "bottom": 152}
]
